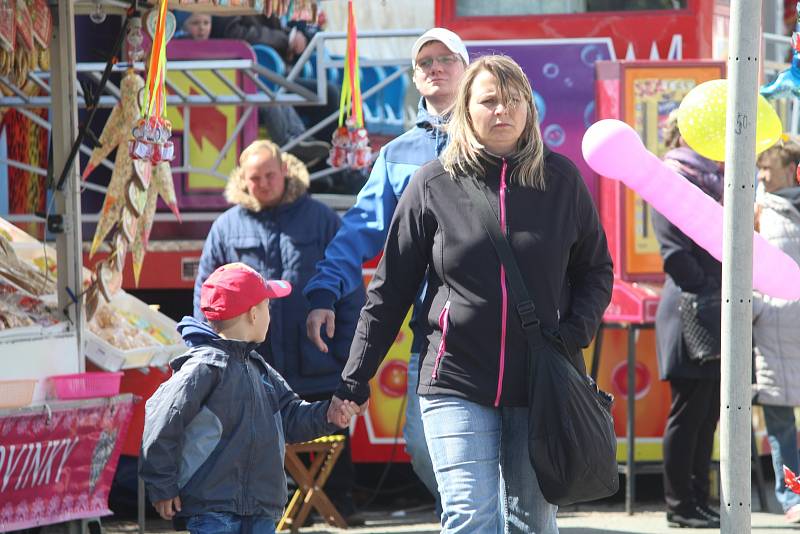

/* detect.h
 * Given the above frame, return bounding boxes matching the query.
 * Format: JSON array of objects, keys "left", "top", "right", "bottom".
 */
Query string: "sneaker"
[
  {"left": 343, "top": 511, "right": 367, "bottom": 527},
  {"left": 667, "top": 507, "right": 720, "bottom": 529},
  {"left": 785, "top": 503, "right": 800, "bottom": 523},
  {"left": 288, "top": 140, "right": 330, "bottom": 168},
  {"left": 697, "top": 503, "right": 720, "bottom": 520}
]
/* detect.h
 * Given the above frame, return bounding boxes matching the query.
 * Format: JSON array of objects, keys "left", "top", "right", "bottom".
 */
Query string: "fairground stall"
[
  {"left": 7, "top": 0, "right": 740, "bottom": 474},
  {"left": 0, "top": 1, "right": 207, "bottom": 531}
]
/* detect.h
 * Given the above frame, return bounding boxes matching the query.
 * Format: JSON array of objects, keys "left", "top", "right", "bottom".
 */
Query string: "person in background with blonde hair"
[
  {"left": 753, "top": 137, "right": 800, "bottom": 523},
  {"left": 191, "top": 140, "right": 366, "bottom": 518},
  {"left": 329, "top": 55, "right": 613, "bottom": 532}
]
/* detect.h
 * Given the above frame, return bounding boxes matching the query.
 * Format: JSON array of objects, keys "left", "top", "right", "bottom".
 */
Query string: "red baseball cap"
[{"left": 200, "top": 263, "right": 291, "bottom": 321}]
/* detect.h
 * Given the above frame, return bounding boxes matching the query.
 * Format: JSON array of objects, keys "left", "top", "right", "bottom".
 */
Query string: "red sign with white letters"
[{"left": 0, "top": 397, "right": 133, "bottom": 531}]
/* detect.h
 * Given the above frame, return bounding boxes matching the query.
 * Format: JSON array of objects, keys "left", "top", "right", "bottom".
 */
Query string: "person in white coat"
[{"left": 754, "top": 137, "right": 800, "bottom": 523}]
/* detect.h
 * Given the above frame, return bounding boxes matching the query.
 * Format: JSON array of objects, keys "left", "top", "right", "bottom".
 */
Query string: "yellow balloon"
[{"left": 676, "top": 79, "right": 783, "bottom": 162}]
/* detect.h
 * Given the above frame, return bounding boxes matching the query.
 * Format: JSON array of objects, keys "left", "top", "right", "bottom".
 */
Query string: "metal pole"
[
  {"left": 625, "top": 326, "right": 636, "bottom": 515},
  {"left": 138, "top": 474, "right": 146, "bottom": 534},
  {"left": 51, "top": 1, "right": 84, "bottom": 369},
  {"left": 720, "top": 0, "right": 761, "bottom": 532}
]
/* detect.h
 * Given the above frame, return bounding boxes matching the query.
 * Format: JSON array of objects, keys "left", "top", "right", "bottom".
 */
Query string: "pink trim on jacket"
[
  {"left": 494, "top": 159, "right": 509, "bottom": 407},
  {"left": 432, "top": 300, "right": 451, "bottom": 380}
]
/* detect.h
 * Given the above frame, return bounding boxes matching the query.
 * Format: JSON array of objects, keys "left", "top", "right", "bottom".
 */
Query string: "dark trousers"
[
  {"left": 299, "top": 392, "right": 356, "bottom": 516},
  {"left": 663, "top": 378, "right": 721, "bottom": 513}
]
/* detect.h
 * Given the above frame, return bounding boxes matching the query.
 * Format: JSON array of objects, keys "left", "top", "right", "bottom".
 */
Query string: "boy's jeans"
[
  {"left": 763, "top": 404, "right": 800, "bottom": 512},
  {"left": 403, "top": 352, "right": 441, "bottom": 512},
  {"left": 420, "top": 394, "right": 558, "bottom": 533},
  {"left": 187, "top": 512, "right": 276, "bottom": 534}
]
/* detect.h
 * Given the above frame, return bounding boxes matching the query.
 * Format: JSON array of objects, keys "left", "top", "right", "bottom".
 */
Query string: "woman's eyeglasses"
[{"left": 416, "top": 54, "right": 460, "bottom": 71}]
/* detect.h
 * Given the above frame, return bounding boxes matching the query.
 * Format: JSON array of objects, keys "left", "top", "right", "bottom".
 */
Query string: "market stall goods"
[
  {"left": 0, "top": 281, "right": 57, "bottom": 329},
  {"left": 84, "top": 290, "right": 184, "bottom": 371},
  {"left": 0, "top": 0, "right": 52, "bottom": 97},
  {"left": 0, "top": 234, "right": 55, "bottom": 296},
  {"left": 88, "top": 304, "right": 156, "bottom": 350},
  {"left": 167, "top": 0, "right": 319, "bottom": 18}
]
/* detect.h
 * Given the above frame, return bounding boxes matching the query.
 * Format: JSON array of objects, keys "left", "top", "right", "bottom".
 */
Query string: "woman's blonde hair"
[{"left": 441, "top": 55, "right": 545, "bottom": 189}]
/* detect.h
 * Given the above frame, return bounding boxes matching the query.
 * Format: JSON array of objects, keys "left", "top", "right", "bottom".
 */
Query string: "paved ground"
[
  {"left": 100, "top": 503, "right": 800, "bottom": 533},
  {"left": 91, "top": 474, "right": 798, "bottom": 534}
]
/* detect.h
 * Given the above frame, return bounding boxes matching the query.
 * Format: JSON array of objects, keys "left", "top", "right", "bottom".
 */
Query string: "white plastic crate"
[
  {"left": 0, "top": 325, "right": 80, "bottom": 402},
  {"left": 85, "top": 290, "right": 183, "bottom": 371}
]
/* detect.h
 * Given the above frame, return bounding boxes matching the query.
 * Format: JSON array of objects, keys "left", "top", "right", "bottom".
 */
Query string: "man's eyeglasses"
[{"left": 415, "top": 54, "right": 460, "bottom": 71}]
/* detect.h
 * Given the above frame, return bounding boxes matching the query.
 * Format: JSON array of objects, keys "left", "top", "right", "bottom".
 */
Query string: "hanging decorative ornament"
[
  {"left": 131, "top": 179, "right": 160, "bottom": 284},
  {"left": 761, "top": 2, "right": 800, "bottom": 100},
  {"left": 125, "top": 13, "right": 145, "bottom": 64},
  {"left": 126, "top": 181, "right": 148, "bottom": 218},
  {"left": 85, "top": 70, "right": 144, "bottom": 258},
  {"left": 81, "top": 2, "right": 182, "bottom": 309},
  {"left": 327, "top": 0, "right": 371, "bottom": 170},
  {"left": 83, "top": 71, "right": 145, "bottom": 179},
  {"left": 129, "top": 0, "right": 174, "bottom": 166},
  {"left": 113, "top": 232, "right": 127, "bottom": 272},
  {"left": 145, "top": 7, "right": 176, "bottom": 43}
]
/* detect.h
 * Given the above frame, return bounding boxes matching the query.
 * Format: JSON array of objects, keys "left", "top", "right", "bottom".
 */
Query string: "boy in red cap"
[{"left": 140, "top": 263, "right": 360, "bottom": 534}]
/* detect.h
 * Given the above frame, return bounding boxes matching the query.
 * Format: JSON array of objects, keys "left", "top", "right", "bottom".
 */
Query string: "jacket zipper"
[
  {"left": 242, "top": 354, "right": 256, "bottom": 514},
  {"left": 494, "top": 159, "right": 509, "bottom": 407},
  {"left": 431, "top": 300, "right": 451, "bottom": 380}
]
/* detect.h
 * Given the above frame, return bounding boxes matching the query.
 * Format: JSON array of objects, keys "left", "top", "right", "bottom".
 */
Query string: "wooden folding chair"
[{"left": 278, "top": 435, "right": 348, "bottom": 532}]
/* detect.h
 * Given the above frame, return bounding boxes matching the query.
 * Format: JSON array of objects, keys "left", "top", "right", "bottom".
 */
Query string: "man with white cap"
[{"left": 304, "top": 28, "right": 469, "bottom": 515}]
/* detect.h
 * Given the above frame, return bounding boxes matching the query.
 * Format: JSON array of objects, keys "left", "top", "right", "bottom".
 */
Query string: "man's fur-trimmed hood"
[{"left": 224, "top": 152, "right": 310, "bottom": 212}]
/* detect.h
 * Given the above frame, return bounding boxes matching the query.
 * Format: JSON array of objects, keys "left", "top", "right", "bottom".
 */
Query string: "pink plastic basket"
[
  {"left": 49, "top": 372, "right": 124, "bottom": 400},
  {"left": 0, "top": 379, "right": 37, "bottom": 408}
]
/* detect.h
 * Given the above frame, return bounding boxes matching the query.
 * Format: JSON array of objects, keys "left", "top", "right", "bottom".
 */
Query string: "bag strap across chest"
[{"left": 459, "top": 176, "right": 545, "bottom": 350}]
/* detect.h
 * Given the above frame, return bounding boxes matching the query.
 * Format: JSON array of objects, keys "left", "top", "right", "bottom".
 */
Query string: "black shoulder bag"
[
  {"left": 678, "top": 287, "right": 722, "bottom": 364},
  {"left": 461, "top": 176, "right": 619, "bottom": 506}
]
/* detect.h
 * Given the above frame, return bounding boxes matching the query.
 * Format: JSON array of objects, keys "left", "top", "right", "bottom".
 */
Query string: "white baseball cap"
[{"left": 411, "top": 28, "right": 470, "bottom": 69}]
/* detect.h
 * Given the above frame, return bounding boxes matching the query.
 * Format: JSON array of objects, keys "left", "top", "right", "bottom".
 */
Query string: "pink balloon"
[{"left": 582, "top": 119, "right": 800, "bottom": 301}]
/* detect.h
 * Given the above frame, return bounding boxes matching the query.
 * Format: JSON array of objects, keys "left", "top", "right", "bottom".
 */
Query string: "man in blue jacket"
[
  {"left": 304, "top": 28, "right": 469, "bottom": 513},
  {"left": 194, "top": 141, "right": 366, "bottom": 523}
]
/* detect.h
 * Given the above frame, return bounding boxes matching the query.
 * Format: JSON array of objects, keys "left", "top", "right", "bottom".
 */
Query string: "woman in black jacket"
[
  {"left": 330, "top": 55, "right": 613, "bottom": 532},
  {"left": 653, "top": 111, "right": 723, "bottom": 529}
]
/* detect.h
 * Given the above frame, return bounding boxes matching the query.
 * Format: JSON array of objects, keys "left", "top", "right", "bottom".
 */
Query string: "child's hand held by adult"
[
  {"left": 327, "top": 397, "right": 353, "bottom": 427},
  {"left": 154, "top": 496, "right": 181, "bottom": 520}
]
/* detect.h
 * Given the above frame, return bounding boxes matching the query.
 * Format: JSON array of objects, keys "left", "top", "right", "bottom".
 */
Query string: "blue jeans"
[
  {"left": 763, "top": 405, "right": 800, "bottom": 512},
  {"left": 187, "top": 512, "right": 276, "bottom": 534},
  {"left": 403, "top": 352, "right": 441, "bottom": 511},
  {"left": 420, "top": 395, "right": 558, "bottom": 533}
]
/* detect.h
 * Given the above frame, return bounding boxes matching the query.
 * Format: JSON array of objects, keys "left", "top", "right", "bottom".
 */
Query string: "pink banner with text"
[{"left": 0, "top": 397, "right": 133, "bottom": 531}]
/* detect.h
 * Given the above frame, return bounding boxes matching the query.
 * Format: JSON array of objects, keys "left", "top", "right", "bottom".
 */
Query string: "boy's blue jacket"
[
  {"left": 303, "top": 100, "right": 447, "bottom": 353},
  {"left": 139, "top": 316, "right": 338, "bottom": 519}
]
